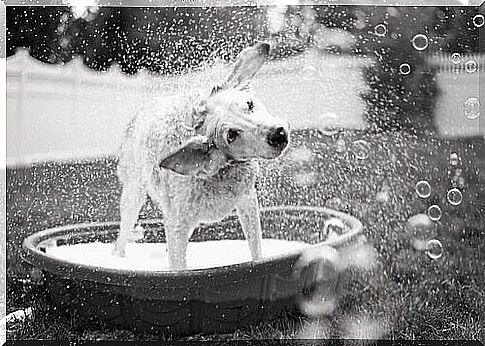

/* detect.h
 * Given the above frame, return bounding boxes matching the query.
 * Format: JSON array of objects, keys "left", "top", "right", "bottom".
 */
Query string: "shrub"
[{"left": 360, "top": 45, "right": 439, "bottom": 135}]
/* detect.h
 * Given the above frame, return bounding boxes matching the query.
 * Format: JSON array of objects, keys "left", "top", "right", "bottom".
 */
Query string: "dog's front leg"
[
  {"left": 113, "top": 183, "right": 146, "bottom": 257},
  {"left": 236, "top": 188, "right": 263, "bottom": 261},
  {"left": 165, "top": 218, "right": 194, "bottom": 270}
]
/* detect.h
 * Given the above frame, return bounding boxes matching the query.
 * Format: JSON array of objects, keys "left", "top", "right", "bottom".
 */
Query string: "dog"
[{"left": 114, "top": 42, "right": 290, "bottom": 270}]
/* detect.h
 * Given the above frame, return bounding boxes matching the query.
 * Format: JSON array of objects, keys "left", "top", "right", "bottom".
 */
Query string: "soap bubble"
[
  {"left": 297, "top": 319, "right": 331, "bottom": 339},
  {"left": 300, "top": 296, "right": 337, "bottom": 318},
  {"left": 399, "top": 63, "right": 411, "bottom": 75},
  {"left": 342, "top": 315, "right": 388, "bottom": 340},
  {"left": 407, "top": 213, "right": 437, "bottom": 251},
  {"left": 464, "top": 97, "right": 480, "bottom": 120},
  {"left": 411, "top": 34, "right": 428, "bottom": 51},
  {"left": 295, "top": 246, "right": 341, "bottom": 318},
  {"left": 376, "top": 180, "right": 390, "bottom": 202},
  {"left": 427, "top": 205, "right": 442, "bottom": 221},
  {"left": 449, "top": 152, "right": 459, "bottom": 166},
  {"left": 473, "top": 14, "right": 484, "bottom": 28},
  {"left": 447, "top": 188, "right": 463, "bottom": 206},
  {"left": 302, "top": 65, "right": 318, "bottom": 81},
  {"left": 415, "top": 180, "right": 431, "bottom": 198},
  {"left": 339, "top": 243, "right": 378, "bottom": 270},
  {"left": 426, "top": 239, "right": 443, "bottom": 260},
  {"left": 351, "top": 140, "right": 370, "bottom": 160},
  {"left": 374, "top": 24, "right": 387, "bottom": 37},
  {"left": 465, "top": 60, "right": 478, "bottom": 73},
  {"left": 29, "top": 268, "right": 44, "bottom": 285},
  {"left": 450, "top": 53, "right": 461, "bottom": 64}
]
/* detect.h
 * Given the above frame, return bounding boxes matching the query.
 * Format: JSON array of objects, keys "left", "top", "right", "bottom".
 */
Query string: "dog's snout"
[{"left": 267, "top": 127, "right": 288, "bottom": 149}]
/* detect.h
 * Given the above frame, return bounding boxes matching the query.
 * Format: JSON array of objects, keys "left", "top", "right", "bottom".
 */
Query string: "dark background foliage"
[{"left": 6, "top": 6, "right": 482, "bottom": 132}]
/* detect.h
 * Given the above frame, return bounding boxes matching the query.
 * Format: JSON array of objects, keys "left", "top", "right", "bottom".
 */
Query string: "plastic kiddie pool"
[{"left": 21, "top": 206, "right": 363, "bottom": 336}]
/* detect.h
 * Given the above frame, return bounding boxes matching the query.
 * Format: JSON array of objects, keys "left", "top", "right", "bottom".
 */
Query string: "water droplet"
[
  {"left": 302, "top": 65, "right": 317, "bottom": 81},
  {"left": 426, "top": 239, "right": 443, "bottom": 259},
  {"left": 376, "top": 180, "right": 391, "bottom": 202},
  {"left": 411, "top": 34, "right": 429, "bottom": 51},
  {"left": 449, "top": 152, "right": 459, "bottom": 166},
  {"left": 450, "top": 53, "right": 461, "bottom": 64},
  {"left": 427, "top": 205, "right": 442, "bottom": 221},
  {"left": 436, "top": 10, "right": 448, "bottom": 20},
  {"left": 335, "top": 138, "right": 346, "bottom": 153},
  {"left": 374, "top": 24, "right": 387, "bottom": 37},
  {"left": 351, "top": 140, "right": 370, "bottom": 160},
  {"left": 321, "top": 126, "right": 341, "bottom": 136},
  {"left": 464, "top": 97, "right": 480, "bottom": 120},
  {"left": 287, "top": 147, "right": 313, "bottom": 164},
  {"left": 447, "top": 188, "right": 463, "bottom": 206},
  {"left": 293, "top": 171, "right": 318, "bottom": 187},
  {"left": 320, "top": 112, "right": 338, "bottom": 121},
  {"left": 473, "top": 14, "right": 484, "bottom": 28},
  {"left": 399, "top": 63, "right": 411, "bottom": 75},
  {"left": 322, "top": 217, "right": 345, "bottom": 241},
  {"left": 457, "top": 176, "right": 465, "bottom": 189},
  {"left": 415, "top": 180, "right": 431, "bottom": 198}
]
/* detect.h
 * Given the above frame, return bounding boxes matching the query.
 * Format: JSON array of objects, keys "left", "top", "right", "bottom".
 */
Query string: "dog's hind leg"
[
  {"left": 113, "top": 183, "right": 146, "bottom": 257},
  {"left": 236, "top": 188, "right": 263, "bottom": 261}
]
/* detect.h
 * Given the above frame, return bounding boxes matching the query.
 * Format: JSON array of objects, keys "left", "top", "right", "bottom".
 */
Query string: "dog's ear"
[
  {"left": 212, "top": 42, "right": 270, "bottom": 95},
  {"left": 159, "top": 135, "right": 215, "bottom": 175}
]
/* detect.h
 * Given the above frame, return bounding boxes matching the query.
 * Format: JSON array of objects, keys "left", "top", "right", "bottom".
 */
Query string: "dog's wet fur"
[{"left": 114, "top": 42, "right": 290, "bottom": 270}]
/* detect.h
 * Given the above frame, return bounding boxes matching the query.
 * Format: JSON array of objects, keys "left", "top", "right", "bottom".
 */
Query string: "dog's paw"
[{"left": 112, "top": 242, "right": 126, "bottom": 257}]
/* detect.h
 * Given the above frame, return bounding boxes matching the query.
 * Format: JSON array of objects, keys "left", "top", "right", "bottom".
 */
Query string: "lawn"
[{"left": 6, "top": 128, "right": 483, "bottom": 341}]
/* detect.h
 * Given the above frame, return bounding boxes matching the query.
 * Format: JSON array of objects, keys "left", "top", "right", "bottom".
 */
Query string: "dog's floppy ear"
[
  {"left": 212, "top": 42, "right": 270, "bottom": 95},
  {"left": 159, "top": 135, "right": 215, "bottom": 175}
]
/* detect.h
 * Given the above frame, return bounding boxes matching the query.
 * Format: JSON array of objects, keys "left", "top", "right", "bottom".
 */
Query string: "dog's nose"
[{"left": 267, "top": 127, "right": 288, "bottom": 149}]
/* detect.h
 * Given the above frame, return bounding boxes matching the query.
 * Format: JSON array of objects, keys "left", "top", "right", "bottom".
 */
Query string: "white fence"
[
  {"left": 7, "top": 49, "right": 152, "bottom": 165},
  {"left": 6, "top": 49, "right": 369, "bottom": 166},
  {"left": 6, "top": 49, "right": 483, "bottom": 166}
]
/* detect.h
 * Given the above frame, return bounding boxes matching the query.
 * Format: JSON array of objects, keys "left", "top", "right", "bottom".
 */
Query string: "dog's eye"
[
  {"left": 227, "top": 129, "right": 240, "bottom": 144},
  {"left": 247, "top": 100, "right": 255, "bottom": 112}
]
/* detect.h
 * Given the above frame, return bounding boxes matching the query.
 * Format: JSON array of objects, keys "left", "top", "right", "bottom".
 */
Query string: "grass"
[{"left": 6, "top": 129, "right": 484, "bottom": 341}]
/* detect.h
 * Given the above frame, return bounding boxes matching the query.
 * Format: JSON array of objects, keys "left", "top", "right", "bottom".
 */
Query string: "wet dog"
[{"left": 114, "top": 42, "right": 290, "bottom": 270}]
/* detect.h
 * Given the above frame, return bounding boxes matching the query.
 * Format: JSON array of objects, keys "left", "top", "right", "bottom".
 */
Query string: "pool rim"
[{"left": 21, "top": 205, "right": 363, "bottom": 282}]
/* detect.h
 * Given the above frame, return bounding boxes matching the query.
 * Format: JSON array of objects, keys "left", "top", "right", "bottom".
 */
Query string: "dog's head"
[{"left": 160, "top": 42, "right": 290, "bottom": 177}]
